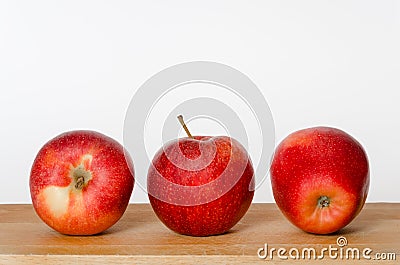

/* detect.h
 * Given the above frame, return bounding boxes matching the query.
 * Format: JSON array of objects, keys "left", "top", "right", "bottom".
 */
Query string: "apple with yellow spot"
[
  {"left": 270, "top": 127, "right": 369, "bottom": 234},
  {"left": 30, "top": 130, "right": 134, "bottom": 235}
]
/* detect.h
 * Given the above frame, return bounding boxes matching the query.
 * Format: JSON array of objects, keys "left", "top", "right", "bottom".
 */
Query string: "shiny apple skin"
[
  {"left": 270, "top": 127, "right": 369, "bottom": 234},
  {"left": 30, "top": 130, "right": 134, "bottom": 235},
  {"left": 148, "top": 136, "right": 254, "bottom": 236}
]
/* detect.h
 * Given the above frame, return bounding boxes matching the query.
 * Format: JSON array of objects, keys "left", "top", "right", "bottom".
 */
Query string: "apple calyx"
[
  {"left": 177, "top": 115, "right": 193, "bottom": 139},
  {"left": 72, "top": 165, "right": 91, "bottom": 190},
  {"left": 70, "top": 155, "right": 93, "bottom": 191},
  {"left": 317, "top": 195, "right": 330, "bottom": 208}
]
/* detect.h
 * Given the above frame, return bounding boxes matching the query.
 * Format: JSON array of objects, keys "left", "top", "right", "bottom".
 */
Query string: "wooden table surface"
[{"left": 0, "top": 203, "right": 399, "bottom": 264}]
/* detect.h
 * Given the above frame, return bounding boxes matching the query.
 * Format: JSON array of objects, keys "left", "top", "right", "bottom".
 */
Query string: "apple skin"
[
  {"left": 147, "top": 136, "right": 254, "bottom": 236},
  {"left": 270, "top": 127, "right": 369, "bottom": 234},
  {"left": 30, "top": 130, "right": 134, "bottom": 235}
]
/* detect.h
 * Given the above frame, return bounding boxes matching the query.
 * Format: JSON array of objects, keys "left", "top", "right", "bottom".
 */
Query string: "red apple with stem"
[
  {"left": 147, "top": 115, "right": 255, "bottom": 236},
  {"left": 30, "top": 130, "right": 134, "bottom": 235},
  {"left": 270, "top": 127, "right": 369, "bottom": 234}
]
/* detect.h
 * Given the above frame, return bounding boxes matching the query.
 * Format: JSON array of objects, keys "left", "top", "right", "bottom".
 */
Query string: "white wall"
[{"left": 1, "top": 1, "right": 399, "bottom": 203}]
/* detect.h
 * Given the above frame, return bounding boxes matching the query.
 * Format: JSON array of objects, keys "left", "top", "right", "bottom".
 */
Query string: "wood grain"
[{"left": 0, "top": 203, "right": 399, "bottom": 264}]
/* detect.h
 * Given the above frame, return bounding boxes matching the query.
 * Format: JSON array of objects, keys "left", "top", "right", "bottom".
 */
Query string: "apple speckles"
[
  {"left": 148, "top": 135, "right": 254, "bottom": 236},
  {"left": 30, "top": 130, "right": 134, "bottom": 235},
  {"left": 271, "top": 126, "right": 369, "bottom": 234}
]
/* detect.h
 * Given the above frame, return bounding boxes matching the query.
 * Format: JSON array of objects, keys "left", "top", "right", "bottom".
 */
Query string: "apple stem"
[{"left": 177, "top": 115, "right": 193, "bottom": 139}]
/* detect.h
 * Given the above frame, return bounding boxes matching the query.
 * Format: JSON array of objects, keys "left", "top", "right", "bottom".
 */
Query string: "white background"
[{"left": 1, "top": 1, "right": 399, "bottom": 203}]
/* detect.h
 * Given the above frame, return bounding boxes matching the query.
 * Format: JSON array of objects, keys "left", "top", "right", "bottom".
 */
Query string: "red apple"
[
  {"left": 147, "top": 116, "right": 254, "bottom": 236},
  {"left": 270, "top": 127, "right": 369, "bottom": 234},
  {"left": 30, "top": 130, "right": 134, "bottom": 235}
]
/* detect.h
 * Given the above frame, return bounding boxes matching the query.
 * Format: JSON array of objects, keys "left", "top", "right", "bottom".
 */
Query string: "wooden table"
[{"left": 0, "top": 203, "right": 398, "bottom": 264}]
